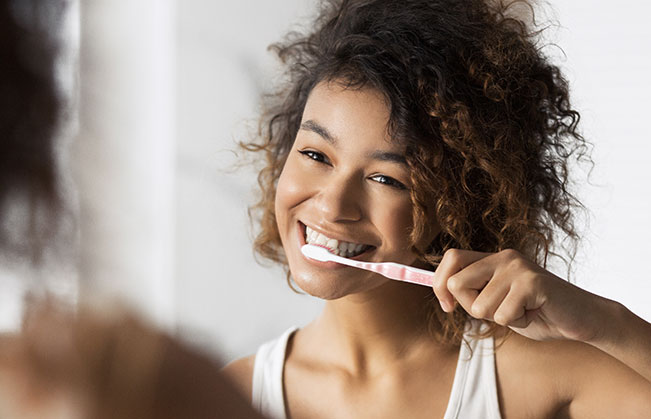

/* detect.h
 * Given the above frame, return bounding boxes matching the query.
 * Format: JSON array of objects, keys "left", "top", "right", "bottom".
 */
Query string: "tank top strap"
[
  {"left": 251, "top": 327, "right": 297, "bottom": 419},
  {"left": 443, "top": 321, "right": 502, "bottom": 419}
]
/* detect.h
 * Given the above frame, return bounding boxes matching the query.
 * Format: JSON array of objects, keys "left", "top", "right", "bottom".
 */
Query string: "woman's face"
[{"left": 274, "top": 81, "right": 440, "bottom": 299}]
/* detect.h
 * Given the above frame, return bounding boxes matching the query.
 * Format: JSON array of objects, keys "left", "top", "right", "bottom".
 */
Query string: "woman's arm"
[{"left": 432, "top": 249, "right": 651, "bottom": 382}]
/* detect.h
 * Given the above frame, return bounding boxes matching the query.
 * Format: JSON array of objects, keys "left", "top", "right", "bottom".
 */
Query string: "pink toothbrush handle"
[
  {"left": 356, "top": 262, "right": 434, "bottom": 287},
  {"left": 401, "top": 265, "right": 435, "bottom": 286}
]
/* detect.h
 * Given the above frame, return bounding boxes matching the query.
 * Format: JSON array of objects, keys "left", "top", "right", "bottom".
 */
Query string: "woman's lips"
[{"left": 296, "top": 221, "right": 376, "bottom": 269}]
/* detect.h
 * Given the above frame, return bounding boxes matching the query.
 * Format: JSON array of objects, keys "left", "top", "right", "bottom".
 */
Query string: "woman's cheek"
[
  {"left": 385, "top": 200, "right": 413, "bottom": 238},
  {"left": 384, "top": 198, "right": 441, "bottom": 261},
  {"left": 376, "top": 197, "right": 418, "bottom": 258},
  {"left": 275, "top": 160, "right": 307, "bottom": 230}
]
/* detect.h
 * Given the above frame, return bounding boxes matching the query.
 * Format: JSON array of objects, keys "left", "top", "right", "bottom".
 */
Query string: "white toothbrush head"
[{"left": 301, "top": 244, "right": 336, "bottom": 262}]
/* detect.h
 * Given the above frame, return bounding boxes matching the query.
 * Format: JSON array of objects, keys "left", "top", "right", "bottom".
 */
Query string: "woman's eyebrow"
[
  {"left": 300, "top": 120, "right": 338, "bottom": 144},
  {"left": 368, "top": 150, "right": 407, "bottom": 166}
]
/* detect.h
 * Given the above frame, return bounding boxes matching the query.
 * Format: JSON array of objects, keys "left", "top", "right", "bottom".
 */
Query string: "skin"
[{"left": 225, "top": 80, "right": 651, "bottom": 418}]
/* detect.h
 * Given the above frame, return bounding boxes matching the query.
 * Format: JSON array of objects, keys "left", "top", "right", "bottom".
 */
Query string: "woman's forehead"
[{"left": 301, "top": 81, "right": 404, "bottom": 152}]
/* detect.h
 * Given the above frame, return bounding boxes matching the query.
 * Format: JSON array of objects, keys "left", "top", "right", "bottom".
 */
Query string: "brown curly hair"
[{"left": 243, "top": 0, "right": 591, "bottom": 344}]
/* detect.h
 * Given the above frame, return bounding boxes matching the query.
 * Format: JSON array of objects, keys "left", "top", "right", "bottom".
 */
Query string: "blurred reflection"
[{"left": 0, "top": 1, "right": 262, "bottom": 417}]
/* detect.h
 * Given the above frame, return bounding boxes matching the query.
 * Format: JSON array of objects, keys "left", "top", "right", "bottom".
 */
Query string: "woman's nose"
[{"left": 313, "top": 173, "right": 363, "bottom": 223}]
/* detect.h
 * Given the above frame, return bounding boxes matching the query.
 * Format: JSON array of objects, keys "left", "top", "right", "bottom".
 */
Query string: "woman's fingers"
[
  {"left": 433, "top": 249, "right": 545, "bottom": 326},
  {"left": 432, "top": 249, "right": 491, "bottom": 312},
  {"left": 447, "top": 258, "right": 497, "bottom": 314},
  {"left": 468, "top": 272, "right": 511, "bottom": 320},
  {"left": 496, "top": 273, "right": 547, "bottom": 324}
]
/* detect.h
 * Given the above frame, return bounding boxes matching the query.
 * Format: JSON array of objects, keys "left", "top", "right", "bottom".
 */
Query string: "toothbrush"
[{"left": 301, "top": 244, "right": 436, "bottom": 287}]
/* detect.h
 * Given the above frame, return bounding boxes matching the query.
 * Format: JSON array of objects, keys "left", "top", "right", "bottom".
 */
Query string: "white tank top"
[{"left": 252, "top": 325, "right": 502, "bottom": 419}]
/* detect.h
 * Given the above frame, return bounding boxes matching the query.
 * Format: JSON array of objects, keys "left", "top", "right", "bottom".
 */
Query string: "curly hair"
[{"left": 243, "top": 0, "right": 591, "bottom": 344}]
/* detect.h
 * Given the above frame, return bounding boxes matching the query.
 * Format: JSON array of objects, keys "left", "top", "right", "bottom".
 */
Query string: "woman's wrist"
[{"left": 584, "top": 296, "right": 625, "bottom": 351}]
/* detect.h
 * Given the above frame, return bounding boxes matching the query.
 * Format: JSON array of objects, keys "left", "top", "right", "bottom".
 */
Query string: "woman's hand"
[{"left": 431, "top": 248, "right": 610, "bottom": 343}]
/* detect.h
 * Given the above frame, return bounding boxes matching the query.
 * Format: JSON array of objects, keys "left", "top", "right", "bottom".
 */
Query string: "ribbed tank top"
[{"left": 252, "top": 325, "right": 501, "bottom": 419}]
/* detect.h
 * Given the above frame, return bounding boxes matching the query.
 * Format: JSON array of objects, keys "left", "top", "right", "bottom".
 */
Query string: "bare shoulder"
[
  {"left": 222, "top": 354, "right": 256, "bottom": 399},
  {"left": 494, "top": 329, "right": 651, "bottom": 418}
]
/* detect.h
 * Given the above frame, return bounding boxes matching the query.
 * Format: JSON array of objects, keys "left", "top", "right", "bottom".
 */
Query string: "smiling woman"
[
  {"left": 275, "top": 82, "right": 416, "bottom": 299},
  {"left": 275, "top": 82, "right": 426, "bottom": 300},
  {"left": 229, "top": 0, "right": 651, "bottom": 418}
]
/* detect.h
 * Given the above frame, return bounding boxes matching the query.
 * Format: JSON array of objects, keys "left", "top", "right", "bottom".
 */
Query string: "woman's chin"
[{"left": 291, "top": 270, "right": 379, "bottom": 300}]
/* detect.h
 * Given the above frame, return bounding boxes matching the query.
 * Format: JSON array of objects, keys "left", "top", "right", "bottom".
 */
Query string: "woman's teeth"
[{"left": 304, "top": 226, "right": 370, "bottom": 258}]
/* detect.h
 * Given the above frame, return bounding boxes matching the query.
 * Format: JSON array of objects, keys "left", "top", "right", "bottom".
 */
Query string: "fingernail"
[{"left": 440, "top": 300, "right": 450, "bottom": 312}]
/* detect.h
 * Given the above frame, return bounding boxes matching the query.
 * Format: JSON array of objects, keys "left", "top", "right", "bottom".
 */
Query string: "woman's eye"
[
  {"left": 298, "top": 149, "right": 330, "bottom": 164},
  {"left": 371, "top": 174, "right": 407, "bottom": 190}
]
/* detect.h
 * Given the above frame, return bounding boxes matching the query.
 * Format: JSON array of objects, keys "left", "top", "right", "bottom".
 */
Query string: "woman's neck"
[{"left": 300, "top": 281, "right": 446, "bottom": 377}]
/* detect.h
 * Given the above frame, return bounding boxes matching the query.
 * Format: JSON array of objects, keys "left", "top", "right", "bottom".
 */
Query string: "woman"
[{"left": 225, "top": 0, "right": 651, "bottom": 417}]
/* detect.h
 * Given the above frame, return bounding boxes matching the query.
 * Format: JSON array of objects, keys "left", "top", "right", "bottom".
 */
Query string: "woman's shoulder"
[
  {"left": 222, "top": 354, "right": 256, "bottom": 399},
  {"left": 494, "top": 330, "right": 586, "bottom": 417}
]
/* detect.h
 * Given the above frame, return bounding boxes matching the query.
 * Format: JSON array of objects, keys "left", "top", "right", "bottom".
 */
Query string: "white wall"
[{"left": 550, "top": 1, "right": 651, "bottom": 320}]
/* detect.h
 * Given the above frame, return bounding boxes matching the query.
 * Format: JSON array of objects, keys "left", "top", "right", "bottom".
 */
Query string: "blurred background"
[{"left": 1, "top": 0, "right": 650, "bottom": 363}]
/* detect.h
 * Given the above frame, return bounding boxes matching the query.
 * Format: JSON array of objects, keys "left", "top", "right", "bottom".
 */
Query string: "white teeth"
[
  {"left": 325, "top": 238, "right": 339, "bottom": 251},
  {"left": 315, "top": 234, "right": 327, "bottom": 246},
  {"left": 304, "top": 225, "right": 369, "bottom": 257}
]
